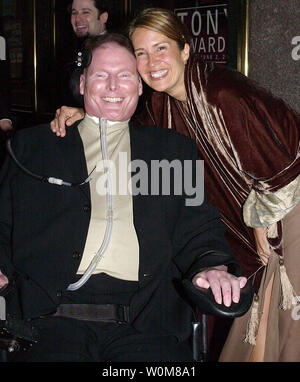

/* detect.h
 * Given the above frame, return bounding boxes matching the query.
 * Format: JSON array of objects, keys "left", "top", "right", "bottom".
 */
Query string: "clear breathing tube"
[{"left": 67, "top": 118, "right": 113, "bottom": 291}]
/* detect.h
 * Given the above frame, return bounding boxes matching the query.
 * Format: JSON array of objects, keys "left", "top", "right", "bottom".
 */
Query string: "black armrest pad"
[{"left": 182, "top": 279, "right": 253, "bottom": 318}]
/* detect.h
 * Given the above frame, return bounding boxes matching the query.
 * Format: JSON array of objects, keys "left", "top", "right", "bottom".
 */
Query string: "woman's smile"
[{"left": 149, "top": 69, "right": 169, "bottom": 79}]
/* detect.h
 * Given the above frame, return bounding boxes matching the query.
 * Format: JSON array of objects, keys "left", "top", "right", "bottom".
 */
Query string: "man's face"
[
  {"left": 71, "top": 0, "right": 108, "bottom": 38},
  {"left": 80, "top": 43, "right": 143, "bottom": 121}
]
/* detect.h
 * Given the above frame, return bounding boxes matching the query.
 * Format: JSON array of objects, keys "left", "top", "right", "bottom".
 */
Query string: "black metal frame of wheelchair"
[
  {"left": 0, "top": 293, "right": 39, "bottom": 362},
  {"left": 0, "top": 280, "right": 253, "bottom": 362},
  {"left": 183, "top": 279, "right": 254, "bottom": 362}
]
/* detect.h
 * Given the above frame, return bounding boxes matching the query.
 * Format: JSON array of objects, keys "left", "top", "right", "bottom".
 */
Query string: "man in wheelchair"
[{"left": 0, "top": 33, "right": 248, "bottom": 362}]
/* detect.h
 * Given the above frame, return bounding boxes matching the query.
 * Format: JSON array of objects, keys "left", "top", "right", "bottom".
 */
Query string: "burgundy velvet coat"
[{"left": 135, "top": 56, "right": 300, "bottom": 291}]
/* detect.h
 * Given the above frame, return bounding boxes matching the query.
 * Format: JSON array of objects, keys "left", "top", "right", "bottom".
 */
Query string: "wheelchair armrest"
[{"left": 182, "top": 278, "right": 253, "bottom": 318}]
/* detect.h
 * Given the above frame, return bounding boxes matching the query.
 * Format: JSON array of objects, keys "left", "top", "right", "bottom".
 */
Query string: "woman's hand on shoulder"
[{"left": 50, "top": 106, "right": 84, "bottom": 137}]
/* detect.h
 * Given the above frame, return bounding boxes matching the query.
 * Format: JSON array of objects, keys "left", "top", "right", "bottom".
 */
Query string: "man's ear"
[
  {"left": 79, "top": 73, "right": 85, "bottom": 95},
  {"left": 100, "top": 12, "right": 108, "bottom": 27}
]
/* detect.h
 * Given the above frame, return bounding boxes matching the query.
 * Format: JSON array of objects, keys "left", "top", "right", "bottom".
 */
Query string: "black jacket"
[{"left": 0, "top": 121, "right": 240, "bottom": 340}]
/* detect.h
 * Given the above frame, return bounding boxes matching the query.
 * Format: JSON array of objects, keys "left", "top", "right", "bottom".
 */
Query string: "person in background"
[
  {"left": 70, "top": 0, "right": 108, "bottom": 39},
  {"left": 50, "top": 8, "right": 300, "bottom": 362},
  {"left": 0, "top": 96, "right": 13, "bottom": 167},
  {"left": 0, "top": 102, "right": 13, "bottom": 132},
  {"left": 57, "top": 0, "right": 110, "bottom": 109},
  {"left": 0, "top": 120, "right": 12, "bottom": 132},
  {"left": 0, "top": 49, "right": 13, "bottom": 133}
]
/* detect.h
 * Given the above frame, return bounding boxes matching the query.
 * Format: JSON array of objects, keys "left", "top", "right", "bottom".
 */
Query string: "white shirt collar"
[{"left": 86, "top": 114, "right": 130, "bottom": 127}]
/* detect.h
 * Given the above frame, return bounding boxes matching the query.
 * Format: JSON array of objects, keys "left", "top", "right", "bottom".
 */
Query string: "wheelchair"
[
  {"left": 0, "top": 280, "right": 253, "bottom": 362},
  {"left": 182, "top": 278, "right": 253, "bottom": 361}
]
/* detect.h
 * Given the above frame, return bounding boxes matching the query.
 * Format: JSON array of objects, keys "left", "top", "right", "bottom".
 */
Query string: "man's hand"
[
  {"left": 50, "top": 106, "right": 84, "bottom": 137},
  {"left": 0, "top": 270, "right": 8, "bottom": 290},
  {"left": 0, "top": 119, "right": 13, "bottom": 132},
  {"left": 192, "top": 265, "right": 247, "bottom": 307}
]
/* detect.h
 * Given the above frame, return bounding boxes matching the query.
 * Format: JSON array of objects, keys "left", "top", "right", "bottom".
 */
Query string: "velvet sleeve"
[
  {"left": 209, "top": 67, "right": 300, "bottom": 194},
  {"left": 209, "top": 69, "right": 300, "bottom": 227}
]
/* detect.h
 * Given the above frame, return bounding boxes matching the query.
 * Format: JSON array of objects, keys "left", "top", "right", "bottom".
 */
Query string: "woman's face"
[{"left": 131, "top": 27, "right": 190, "bottom": 101}]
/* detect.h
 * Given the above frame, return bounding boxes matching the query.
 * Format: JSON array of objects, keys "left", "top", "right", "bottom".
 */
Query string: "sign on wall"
[{"left": 175, "top": 2, "right": 228, "bottom": 64}]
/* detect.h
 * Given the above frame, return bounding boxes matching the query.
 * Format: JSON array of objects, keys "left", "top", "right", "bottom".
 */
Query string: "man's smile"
[
  {"left": 75, "top": 25, "right": 88, "bottom": 32},
  {"left": 102, "top": 97, "right": 124, "bottom": 103}
]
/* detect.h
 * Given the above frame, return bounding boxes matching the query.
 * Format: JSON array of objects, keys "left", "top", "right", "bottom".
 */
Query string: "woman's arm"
[
  {"left": 253, "top": 227, "right": 270, "bottom": 266},
  {"left": 50, "top": 106, "right": 84, "bottom": 137}
]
